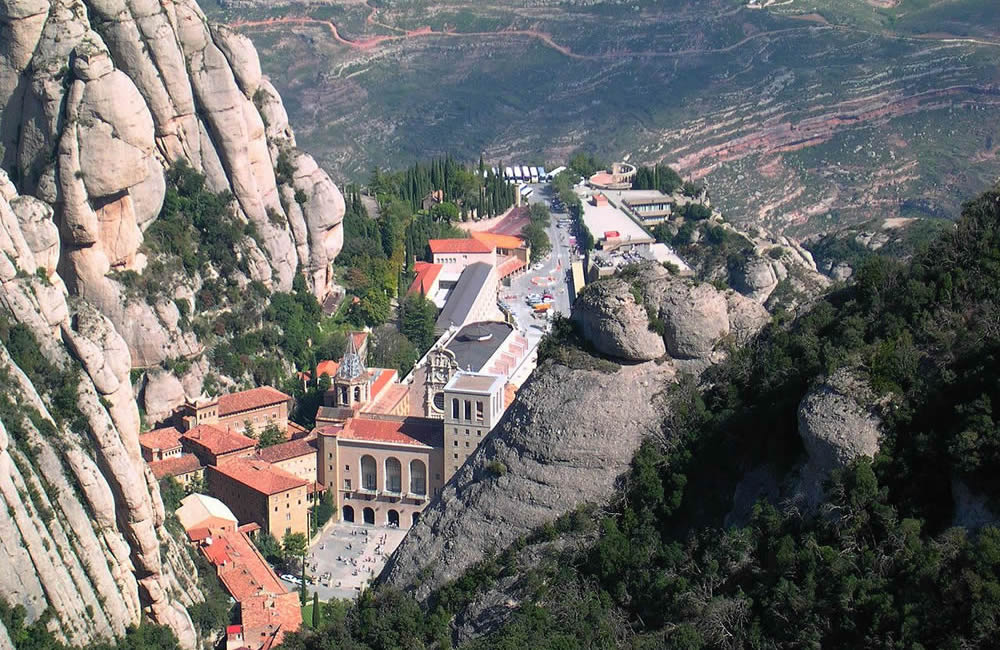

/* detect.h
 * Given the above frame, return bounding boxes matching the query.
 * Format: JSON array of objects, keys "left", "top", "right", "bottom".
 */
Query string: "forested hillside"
[{"left": 280, "top": 187, "right": 1000, "bottom": 648}]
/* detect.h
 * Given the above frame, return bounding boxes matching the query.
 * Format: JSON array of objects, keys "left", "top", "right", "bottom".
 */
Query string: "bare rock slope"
[
  {"left": 0, "top": 0, "right": 346, "bottom": 645},
  {"left": 1, "top": 0, "right": 345, "bottom": 369},
  {"left": 385, "top": 264, "right": 772, "bottom": 600}
]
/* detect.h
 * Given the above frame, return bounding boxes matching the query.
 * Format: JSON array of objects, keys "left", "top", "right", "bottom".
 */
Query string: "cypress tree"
[{"left": 311, "top": 592, "right": 321, "bottom": 628}]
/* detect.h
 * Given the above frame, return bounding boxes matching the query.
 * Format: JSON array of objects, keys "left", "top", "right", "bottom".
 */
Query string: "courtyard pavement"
[{"left": 279, "top": 522, "right": 408, "bottom": 600}]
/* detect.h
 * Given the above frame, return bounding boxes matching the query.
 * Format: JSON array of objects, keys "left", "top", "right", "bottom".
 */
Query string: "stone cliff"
[
  {"left": 0, "top": 0, "right": 346, "bottom": 645},
  {"left": 1, "top": 0, "right": 345, "bottom": 369}
]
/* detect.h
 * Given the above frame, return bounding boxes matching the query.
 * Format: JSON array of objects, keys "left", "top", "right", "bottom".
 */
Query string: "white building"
[{"left": 442, "top": 372, "right": 507, "bottom": 481}]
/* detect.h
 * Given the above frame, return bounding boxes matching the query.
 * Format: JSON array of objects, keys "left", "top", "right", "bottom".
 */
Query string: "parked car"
[{"left": 280, "top": 574, "right": 302, "bottom": 585}]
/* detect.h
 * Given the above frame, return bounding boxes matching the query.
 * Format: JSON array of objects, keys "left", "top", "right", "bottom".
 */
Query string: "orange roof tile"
[
  {"left": 241, "top": 592, "right": 302, "bottom": 650},
  {"left": 209, "top": 459, "right": 308, "bottom": 496},
  {"left": 369, "top": 368, "right": 397, "bottom": 402},
  {"left": 182, "top": 424, "right": 256, "bottom": 457},
  {"left": 315, "top": 360, "right": 340, "bottom": 378},
  {"left": 496, "top": 256, "right": 526, "bottom": 278},
  {"left": 364, "top": 384, "right": 411, "bottom": 416},
  {"left": 254, "top": 439, "right": 316, "bottom": 464},
  {"left": 203, "top": 530, "right": 287, "bottom": 601},
  {"left": 407, "top": 261, "right": 443, "bottom": 296},
  {"left": 139, "top": 427, "right": 182, "bottom": 453},
  {"left": 429, "top": 237, "right": 493, "bottom": 254},
  {"left": 339, "top": 416, "right": 442, "bottom": 448},
  {"left": 218, "top": 386, "right": 291, "bottom": 417},
  {"left": 471, "top": 231, "right": 525, "bottom": 250},
  {"left": 149, "top": 454, "right": 204, "bottom": 480}
]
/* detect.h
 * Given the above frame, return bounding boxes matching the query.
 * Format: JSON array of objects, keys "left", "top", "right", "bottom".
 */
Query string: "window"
[
  {"left": 344, "top": 479, "right": 352, "bottom": 490},
  {"left": 465, "top": 428, "right": 469, "bottom": 435},
  {"left": 464, "top": 400, "right": 472, "bottom": 420},
  {"left": 453, "top": 453, "right": 458, "bottom": 459},
  {"left": 286, "top": 513, "right": 290, "bottom": 521},
  {"left": 476, "top": 401, "right": 483, "bottom": 421},
  {"left": 452, "top": 398, "right": 459, "bottom": 419},
  {"left": 345, "top": 465, "right": 350, "bottom": 471},
  {"left": 361, "top": 455, "right": 377, "bottom": 490},
  {"left": 329, "top": 464, "right": 333, "bottom": 471},
  {"left": 274, "top": 506, "right": 278, "bottom": 512},
  {"left": 453, "top": 440, "right": 458, "bottom": 446},
  {"left": 285, "top": 527, "right": 291, "bottom": 536}
]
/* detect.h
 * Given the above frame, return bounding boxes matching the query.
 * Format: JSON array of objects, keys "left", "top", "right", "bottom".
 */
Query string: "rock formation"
[
  {"left": 1, "top": 0, "right": 345, "bottom": 369},
  {"left": 385, "top": 263, "right": 774, "bottom": 601},
  {"left": 570, "top": 278, "right": 665, "bottom": 362},
  {"left": 383, "top": 358, "right": 676, "bottom": 601},
  {"left": 0, "top": 0, "right": 347, "bottom": 644},
  {"left": 1, "top": 169, "right": 201, "bottom": 646},
  {"left": 794, "top": 369, "right": 882, "bottom": 509}
]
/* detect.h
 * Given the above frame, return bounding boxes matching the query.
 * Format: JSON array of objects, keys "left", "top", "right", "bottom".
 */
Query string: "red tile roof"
[
  {"left": 339, "top": 416, "right": 443, "bottom": 448},
  {"left": 182, "top": 424, "right": 257, "bottom": 457},
  {"left": 429, "top": 237, "right": 493, "bottom": 255},
  {"left": 471, "top": 231, "right": 525, "bottom": 250},
  {"left": 496, "top": 256, "right": 526, "bottom": 279},
  {"left": 218, "top": 386, "right": 291, "bottom": 417},
  {"left": 210, "top": 459, "right": 308, "bottom": 496},
  {"left": 316, "top": 360, "right": 340, "bottom": 378},
  {"left": 365, "top": 384, "right": 411, "bottom": 416},
  {"left": 240, "top": 592, "right": 302, "bottom": 650},
  {"left": 203, "top": 530, "right": 287, "bottom": 602},
  {"left": 149, "top": 454, "right": 204, "bottom": 480},
  {"left": 369, "top": 368, "right": 397, "bottom": 402},
  {"left": 407, "top": 261, "right": 443, "bottom": 296},
  {"left": 254, "top": 439, "right": 316, "bottom": 464},
  {"left": 139, "top": 427, "right": 182, "bottom": 453}
]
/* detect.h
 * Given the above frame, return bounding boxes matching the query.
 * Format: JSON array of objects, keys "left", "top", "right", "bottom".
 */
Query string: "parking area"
[{"left": 280, "top": 522, "right": 408, "bottom": 600}]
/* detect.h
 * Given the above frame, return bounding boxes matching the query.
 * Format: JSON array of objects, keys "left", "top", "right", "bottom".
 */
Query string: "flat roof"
[
  {"left": 580, "top": 198, "right": 654, "bottom": 245},
  {"left": 436, "top": 263, "right": 494, "bottom": 331},
  {"left": 445, "top": 321, "right": 513, "bottom": 373},
  {"left": 444, "top": 372, "right": 505, "bottom": 394}
]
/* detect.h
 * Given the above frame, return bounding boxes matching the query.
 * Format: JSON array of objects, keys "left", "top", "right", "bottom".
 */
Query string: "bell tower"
[{"left": 333, "top": 334, "right": 370, "bottom": 408}]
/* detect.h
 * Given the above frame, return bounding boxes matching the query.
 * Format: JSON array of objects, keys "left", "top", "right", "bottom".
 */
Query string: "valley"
[{"left": 211, "top": 0, "right": 1000, "bottom": 234}]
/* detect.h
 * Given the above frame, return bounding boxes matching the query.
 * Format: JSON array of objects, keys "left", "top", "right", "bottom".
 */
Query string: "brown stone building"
[
  {"left": 206, "top": 459, "right": 310, "bottom": 539},
  {"left": 316, "top": 415, "right": 444, "bottom": 529},
  {"left": 181, "top": 424, "right": 256, "bottom": 466},
  {"left": 179, "top": 386, "right": 292, "bottom": 436}
]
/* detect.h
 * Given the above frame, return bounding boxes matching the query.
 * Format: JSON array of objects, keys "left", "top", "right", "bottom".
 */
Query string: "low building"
[
  {"left": 206, "top": 459, "right": 310, "bottom": 539},
  {"left": 623, "top": 193, "right": 673, "bottom": 225},
  {"left": 139, "top": 427, "right": 183, "bottom": 462},
  {"left": 428, "top": 237, "right": 496, "bottom": 271},
  {"left": 179, "top": 386, "right": 292, "bottom": 436},
  {"left": 434, "top": 263, "right": 502, "bottom": 333},
  {"left": 316, "top": 415, "right": 445, "bottom": 529},
  {"left": 149, "top": 454, "right": 204, "bottom": 487},
  {"left": 588, "top": 162, "right": 636, "bottom": 190},
  {"left": 470, "top": 231, "right": 529, "bottom": 280},
  {"left": 176, "top": 493, "right": 238, "bottom": 537},
  {"left": 406, "top": 261, "right": 444, "bottom": 299},
  {"left": 442, "top": 372, "right": 506, "bottom": 481},
  {"left": 181, "top": 424, "right": 257, "bottom": 467},
  {"left": 255, "top": 439, "right": 319, "bottom": 491}
]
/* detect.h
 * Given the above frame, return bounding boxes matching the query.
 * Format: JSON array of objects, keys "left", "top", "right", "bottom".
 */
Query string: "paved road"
[{"left": 501, "top": 185, "right": 577, "bottom": 356}]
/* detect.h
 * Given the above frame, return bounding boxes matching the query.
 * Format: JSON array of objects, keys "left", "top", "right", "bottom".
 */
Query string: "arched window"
[
  {"left": 387, "top": 509, "right": 400, "bottom": 527},
  {"left": 409, "top": 459, "right": 427, "bottom": 495},
  {"left": 342, "top": 505, "right": 355, "bottom": 523},
  {"left": 361, "top": 455, "right": 377, "bottom": 491},
  {"left": 340, "top": 386, "right": 348, "bottom": 405},
  {"left": 363, "top": 507, "right": 375, "bottom": 525},
  {"left": 452, "top": 398, "right": 459, "bottom": 419},
  {"left": 354, "top": 386, "right": 362, "bottom": 403},
  {"left": 433, "top": 392, "right": 445, "bottom": 412},
  {"left": 385, "top": 457, "right": 402, "bottom": 493}
]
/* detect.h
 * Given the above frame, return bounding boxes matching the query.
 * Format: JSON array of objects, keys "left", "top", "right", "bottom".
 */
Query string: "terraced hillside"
[{"left": 212, "top": 0, "right": 1000, "bottom": 234}]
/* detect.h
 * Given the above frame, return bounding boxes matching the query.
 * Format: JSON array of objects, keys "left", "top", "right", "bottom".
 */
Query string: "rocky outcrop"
[
  {"left": 660, "top": 279, "right": 730, "bottom": 360},
  {"left": 794, "top": 369, "right": 882, "bottom": 509},
  {"left": 1, "top": 0, "right": 345, "bottom": 367},
  {"left": 383, "top": 359, "right": 675, "bottom": 601},
  {"left": 0, "top": 171, "right": 201, "bottom": 646},
  {"left": 571, "top": 278, "right": 665, "bottom": 361}
]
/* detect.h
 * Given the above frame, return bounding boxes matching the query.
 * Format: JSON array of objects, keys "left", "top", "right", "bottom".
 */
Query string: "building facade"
[
  {"left": 179, "top": 386, "right": 292, "bottom": 436},
  {"left": 442, "top": 373, "right": 506, "bottom": 481},
  {"left": 316, "top": 416, "right": 445, "bottom": 529},
  {"left": 206, "top": 459, "right": 310, "bottom": 539}
]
